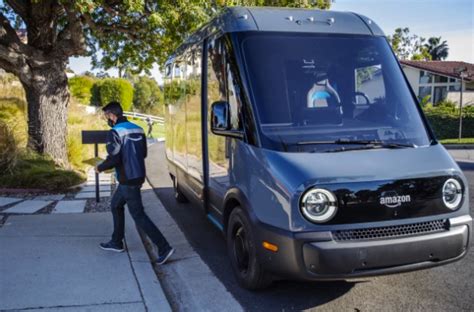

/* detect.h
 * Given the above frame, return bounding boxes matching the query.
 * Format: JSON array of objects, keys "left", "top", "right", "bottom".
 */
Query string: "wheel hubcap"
[{"left": 233, "top": 225, "right": 250, "bottom": 274}]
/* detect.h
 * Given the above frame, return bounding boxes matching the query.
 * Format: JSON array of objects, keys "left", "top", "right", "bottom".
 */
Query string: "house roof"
[{"left": 400, "top": 60, "right": 474, "bottom": 82}]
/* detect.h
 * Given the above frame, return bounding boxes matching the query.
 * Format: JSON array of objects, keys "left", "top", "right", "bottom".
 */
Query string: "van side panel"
[
  {"left": 164, "top": 59, "right": 188, "bottom": 177},
  {"left": 165, "top": 44, "right": 206, "bottom": 201},
  {"left": 185, "top": 47, "right": 205, "bottom": 197},
  {"left": 206, "top": 37, "right": 231, "bottom": 217}
]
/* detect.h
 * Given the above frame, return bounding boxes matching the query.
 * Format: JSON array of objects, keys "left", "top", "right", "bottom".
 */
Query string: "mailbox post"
[{"left": 81, "top": 130, "right": 109, "bottom": 203}]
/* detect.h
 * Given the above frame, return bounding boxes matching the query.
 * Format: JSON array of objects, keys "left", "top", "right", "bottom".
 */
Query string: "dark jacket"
[{"left": 98, "top": 117, "right": 147, "bottom": 185}]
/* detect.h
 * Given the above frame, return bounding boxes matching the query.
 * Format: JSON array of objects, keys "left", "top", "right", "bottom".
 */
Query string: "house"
[{"left": 401, "top": 60, "right": 474, "bottom": 106}]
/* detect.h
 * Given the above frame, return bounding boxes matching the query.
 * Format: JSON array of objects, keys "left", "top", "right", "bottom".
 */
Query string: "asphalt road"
[{"left": 146, "top": 143, "right": 474, "bottom": 312}]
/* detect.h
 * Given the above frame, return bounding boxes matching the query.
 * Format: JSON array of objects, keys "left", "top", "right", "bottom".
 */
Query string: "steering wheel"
[{"left": 353, "top": 91, "right": 371, "bottom": 105}]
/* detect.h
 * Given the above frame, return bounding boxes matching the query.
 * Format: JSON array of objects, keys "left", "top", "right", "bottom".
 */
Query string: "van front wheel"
[
  {"left": 227, "top": 207, "right": 271, "bottom": 290},
  {"left": 174, "top": 182, "right": 188, "bottom": 203}
]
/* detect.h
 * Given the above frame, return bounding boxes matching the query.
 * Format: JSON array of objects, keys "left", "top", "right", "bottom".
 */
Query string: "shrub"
[
  {"left": 0, "top": 151, "right": 84, "bottom": 191},
  {"left": 133, "top": 76, "right": 163, "bottom": 114},
  {"left": 92, "top": 78, "right": 134, "bottom": 111},
  {"left": 0, "top": 98, "right": 27, "bottom": 147},
  {"left": 89, "top": 79, "right": 103, "bottom": 107},
  {"left": 423, "top": 103, "right": 474, "bottom": 139},
  {"left": 0, "top": 120, "right": 18, "bottom": 174},
  {"left": 68, "top": 76, "right": 95, "bottom": 105}
]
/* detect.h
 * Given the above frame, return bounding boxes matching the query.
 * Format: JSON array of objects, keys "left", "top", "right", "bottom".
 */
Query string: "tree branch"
[
  {"left": 0, "top": 12, "right": 23, "bottom": 46},
  {"left": 0, "top": 44, "right": 30, "bottom": 80},
  {"left": 80, "top": 13, "right": 140, "bottom": 41},
  {"left": 0, "top": 12, "right": 47, "bottom": 62},
  {"left": 55, "top": 3, "right": 87, "bottom": 57},
  {"left": 5, "top": 0, "right": 28, "bottom": 23}
]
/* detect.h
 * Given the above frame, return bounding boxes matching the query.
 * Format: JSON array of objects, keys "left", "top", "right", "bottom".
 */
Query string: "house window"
[
  {"left": 433, "top": 86, "right": 447, "bottom": 104},
  {"left": 165, "top": 64, "right": 172, "bottom": 79},
  {"left": 434, "top": 75, "right": 448, "bottom": 83},
  {"left": 449, "top": 85, "right": 461, "bottom": 92},
  {"left": 449, "top": 77, "right": 457, "bottom": 83},
  {"left": 418, "top": 86, "right": 432, "bottom": 101},
  {"left": 419, "top": 70, "right": 432, "bottom": 84},
  {"left": 173, "top": 65, "right": 181, "bottom": 78}
]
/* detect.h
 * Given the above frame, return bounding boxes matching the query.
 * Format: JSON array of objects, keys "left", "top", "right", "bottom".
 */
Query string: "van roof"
[
  {"left": 167, "top": 6, "right": 384, "bottom": 63},
  {"left": 220, "top": 7, "right": 383, "bottom": 35}
]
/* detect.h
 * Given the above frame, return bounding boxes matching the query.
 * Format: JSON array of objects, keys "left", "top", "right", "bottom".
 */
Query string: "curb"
[
  {"left": 124, "top": 200, "right": 172, "bottom": 312},
  {"left": 443, "top": 144, "right": 474, "bottom": 150},
  {"left": 140, "top": 180, "right": 243, "bottom": 312},
  {"left": 456, "top": 159, "right": 474, "bottom": 164}
]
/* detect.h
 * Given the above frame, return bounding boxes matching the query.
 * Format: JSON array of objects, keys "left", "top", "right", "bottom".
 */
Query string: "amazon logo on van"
[{"left": 379, "top": 194, "right": 411, "bottom": 208}]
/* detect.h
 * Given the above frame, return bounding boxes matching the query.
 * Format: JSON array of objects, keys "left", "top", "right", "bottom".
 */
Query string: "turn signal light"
[{"left": 262, "top": 241, "right": 278, "bottom": 252}]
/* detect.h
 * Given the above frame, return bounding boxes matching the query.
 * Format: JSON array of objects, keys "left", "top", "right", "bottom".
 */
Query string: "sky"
[{"left": 68, "top": 0, "right": 473, "bottom": 84}]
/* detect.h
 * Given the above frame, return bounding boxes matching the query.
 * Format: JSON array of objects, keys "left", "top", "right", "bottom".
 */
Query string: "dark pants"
[{"left": 111, "top": 184, "right": 170, "bottom": 252}]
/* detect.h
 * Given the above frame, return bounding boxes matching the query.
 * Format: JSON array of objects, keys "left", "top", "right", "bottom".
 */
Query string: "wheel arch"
[{"left": 223, "top": 187, "right": 256, "bottom": 233}]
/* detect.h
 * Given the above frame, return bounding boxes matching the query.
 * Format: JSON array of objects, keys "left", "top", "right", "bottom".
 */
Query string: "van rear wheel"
[
  {"left": 173, "top": 182, "right": 188, "bottom": 203},
  {"left": 227, "top": 207, "right": 271, "bottom": 290}
]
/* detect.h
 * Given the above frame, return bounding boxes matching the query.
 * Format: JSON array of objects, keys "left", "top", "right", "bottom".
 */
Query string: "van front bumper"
[{"left": 256, "top": 215, "right": 472, "bottom": 281}]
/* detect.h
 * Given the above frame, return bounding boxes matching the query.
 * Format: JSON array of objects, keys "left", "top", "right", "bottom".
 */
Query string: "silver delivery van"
[{"left": 164, "top": 7, "right": 472, "bottom": 289}]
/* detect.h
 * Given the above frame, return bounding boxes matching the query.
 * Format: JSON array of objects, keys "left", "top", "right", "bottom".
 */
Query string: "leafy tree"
[
  {"left": 133, "top": 76, "right": 163, "bottom": 114},
  {"left": 94, "top": 78, "right": 134, "bottom": 111},
  {"left": 68, "top": 76, "right": 95, "bottom": 105},
  {"left": 425, "top": 37, "right": 449, "bottom": 60},
  {"left": 82, "top": 71, "right": 96, "bottom": 77},
  {"left": 0, "top": 0, "right": 331, "bottom": 165},
  {"left": 387, "top": 27, "right": 431, "bottom": 61}
]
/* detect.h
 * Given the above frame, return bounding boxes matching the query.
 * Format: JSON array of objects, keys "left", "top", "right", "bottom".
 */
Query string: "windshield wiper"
[
  {"left": 334, "top": 139, "right": 416, "bottom": 148},
  {"left": 297, "top": 139, "right": 415, "bottom": 148}
]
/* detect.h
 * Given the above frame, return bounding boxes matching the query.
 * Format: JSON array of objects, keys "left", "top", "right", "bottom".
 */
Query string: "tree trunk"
[{"left": 21, "top": 61, "right": 70, "bottom": 167}]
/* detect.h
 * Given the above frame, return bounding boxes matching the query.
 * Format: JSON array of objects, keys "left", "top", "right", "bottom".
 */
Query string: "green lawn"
[
  {"left": 132, "top": 118, "right": 165, "bottom": 139},
  {"left": 0, "top": 93, "right": 89, "bottom": 190},
  {"left": 0, "top": 152, "right": 84, "bottom": 191},
  {"left": 440, "top": 138, "right": 474, "bottom": 144}
]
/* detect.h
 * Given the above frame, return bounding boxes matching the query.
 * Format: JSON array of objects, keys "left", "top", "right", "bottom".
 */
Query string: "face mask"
[{"left": 107, "top": 118, "right": 115, "bottom": 128}]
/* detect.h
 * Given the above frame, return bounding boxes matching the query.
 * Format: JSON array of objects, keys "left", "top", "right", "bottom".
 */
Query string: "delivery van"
[{"left": 163, "top": 7, "right": 472, "bottom": 289}]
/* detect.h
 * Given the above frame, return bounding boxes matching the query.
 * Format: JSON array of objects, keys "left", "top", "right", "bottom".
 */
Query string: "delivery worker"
[{"left": 96, "top": 101, "right": 174, "bottom": 265}]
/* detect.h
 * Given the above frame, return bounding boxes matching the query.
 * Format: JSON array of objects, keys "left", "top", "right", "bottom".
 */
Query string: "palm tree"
[{"left": 425, "top": 37, "right": 449, "bottom": 60}]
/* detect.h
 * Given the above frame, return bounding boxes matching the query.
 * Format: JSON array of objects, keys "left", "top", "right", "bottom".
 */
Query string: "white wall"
[
  {"left": 447, "top": 91, "right": 474, "bottom": 106},
  {"left": 402, "top": 65, "right": 420, "bottom": 95},
  {"left": 401, "top": 65, "right": 471, "bottom": 105}
]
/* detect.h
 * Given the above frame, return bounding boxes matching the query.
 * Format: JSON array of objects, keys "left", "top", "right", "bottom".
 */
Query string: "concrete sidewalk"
[
  {"left": 0, "top": 211, "right": 170, "bottom": 311},
  {"left": 447, "top": 148, "right": 474, "bottom": 162}
]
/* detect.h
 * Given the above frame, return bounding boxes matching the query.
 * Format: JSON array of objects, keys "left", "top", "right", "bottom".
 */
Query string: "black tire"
[
  {"left": 227, "top": 206, "right": 271, "bottom": 290},
  {"left": 174, "top": 182, "right": 188, "bottom": 203}
]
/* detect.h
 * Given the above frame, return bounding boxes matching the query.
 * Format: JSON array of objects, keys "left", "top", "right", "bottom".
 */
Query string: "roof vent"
[
  {"left": 327, "top": 17, "right": 335, "bottom": 25},
  {"left": 307, "top": 17, "right": 315, "bottom": 22},
  {"left": 367, "top": 19, "right": 373, "bottom": 25},
  {"left": 238, "top": 14, "right": 248, "bottom": 20},
  {"left": 286, "top": 16, "right": 294, "bottom": 22}
]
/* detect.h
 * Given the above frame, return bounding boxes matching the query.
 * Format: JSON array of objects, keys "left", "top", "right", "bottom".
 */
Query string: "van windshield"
[{"left": 238, "top": 32, "right": 432, "bottom": 152}]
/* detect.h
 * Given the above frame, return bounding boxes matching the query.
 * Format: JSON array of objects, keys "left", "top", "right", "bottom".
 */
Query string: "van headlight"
[
  {"left": 442, "top": 178, "right": 463, "bottom": 210},
  {"left": 300, "top": 188, "right": 338, "bottom": 223}
]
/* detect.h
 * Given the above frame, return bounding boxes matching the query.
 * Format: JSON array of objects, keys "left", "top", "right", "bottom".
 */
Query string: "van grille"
[{"left": 332, "top": 220, "right": 448, "bottom": 242}]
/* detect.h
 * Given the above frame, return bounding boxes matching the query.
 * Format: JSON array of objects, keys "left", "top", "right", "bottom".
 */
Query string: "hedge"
[
  {"left": 91, "top": 78, "right": 134, "bottom": 111},
  {"left": 133, "top": 76, "right": 163, "bottom": 114},
  {"left": 423, "top": 103, "right": 474, "bottom": 140},
  {"left": 68, "top": 76, "right": 95, "bottom": 105}
]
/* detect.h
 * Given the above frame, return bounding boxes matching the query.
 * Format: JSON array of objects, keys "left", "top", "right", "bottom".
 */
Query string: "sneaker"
[
  {"left": 99, "top": 240, "right": 125, "bottom": 252},
  {"left": 156, "top": 247, "right": 175, "bottom": 265}
]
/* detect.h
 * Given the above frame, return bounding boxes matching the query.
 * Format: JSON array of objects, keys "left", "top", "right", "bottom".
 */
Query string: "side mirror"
[
  {"left": 210, "top": 101, "right": 244, "bottom": 139},
  {"left": 211, "top": 101, "right": 231, "bottom": 131}
]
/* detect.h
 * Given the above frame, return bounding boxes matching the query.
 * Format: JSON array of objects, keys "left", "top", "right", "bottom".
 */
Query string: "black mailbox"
[
  {"left": 82, "top": 130, "right": 109, "bottom": 144},
  {"left": 82, "top": 130, "right": 110, "bottom": 202}
]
